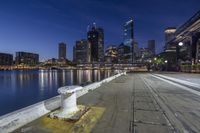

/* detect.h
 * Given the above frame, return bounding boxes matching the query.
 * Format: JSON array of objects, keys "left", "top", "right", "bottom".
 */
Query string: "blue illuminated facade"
[{"left": 123, "top": 19, "right": 134, "bottom": 63}]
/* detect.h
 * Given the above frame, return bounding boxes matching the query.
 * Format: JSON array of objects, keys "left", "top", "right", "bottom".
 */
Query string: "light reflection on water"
[{"left": 0, "top": 69, "right": 116, "bottom": 116}]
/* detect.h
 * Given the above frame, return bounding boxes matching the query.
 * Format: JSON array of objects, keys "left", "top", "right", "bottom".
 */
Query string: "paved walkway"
[
  {"left": 14, "top": 73, "right": 174, "bottom": 133},
  {"left": 78, "top": 73, "right": 172, "bottom": 133}
]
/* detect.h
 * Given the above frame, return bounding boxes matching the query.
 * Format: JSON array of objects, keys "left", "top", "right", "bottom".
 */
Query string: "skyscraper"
[
  {"left": 164, "top": 27, "right": 176, "bottom": 51},
  {"left": 117, "top": 43, "right": 130, "bottom": 63},
  {"left": 87, "top": 23, "right": 104, "bottom": 62},
  {"left": 123, "top": 19, "right": 134, "bottom": 63},
  {"left": 97, "top": 28, "right": 104, "bottom": 62},
  {"left": 148, "top": 40, "right": 156, "bottom": 55},
  {"left": 73, "top": 39, "right": 91, "bottom": 63},
  {"left": 134, "top": 41, "right": 140, "bottom": 59},
  {"left": 58, "top": 42, "right": 66, "bottom": 60}
]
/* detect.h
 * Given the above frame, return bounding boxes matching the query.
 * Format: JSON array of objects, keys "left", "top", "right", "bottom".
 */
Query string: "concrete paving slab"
[{"left": 12, "top": 74, "right": 175, "bottom": 133}]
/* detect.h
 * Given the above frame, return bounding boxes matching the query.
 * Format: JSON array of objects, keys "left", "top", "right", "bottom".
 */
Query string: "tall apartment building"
[
  {"left": 58, "top": 42, "right": 66, "bottom": 60},
  {"left": 87, "top": 23, "right": 104, "bottom": 62},
  {"left": 148, "top": 40, "right": 156, "bottom": 55},
  {"left": 73, "top": 39, "right": 91, "bottom": 63}
]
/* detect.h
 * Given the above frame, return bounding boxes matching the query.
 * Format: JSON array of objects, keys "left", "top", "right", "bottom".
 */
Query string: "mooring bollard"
[{"left": 51, "top": 85, "right": 83, "bottom": 119}]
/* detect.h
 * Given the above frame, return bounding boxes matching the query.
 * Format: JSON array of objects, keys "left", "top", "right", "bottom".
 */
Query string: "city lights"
[
  {"left": 0, "top": 1, "right": 200, "bottom": 133},
  {"left": 178, "top": 42, "right": 184, "bottom": 46}
]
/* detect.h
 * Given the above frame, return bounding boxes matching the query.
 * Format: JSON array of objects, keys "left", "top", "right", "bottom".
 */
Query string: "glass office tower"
[{"left": 123, "top": 19, "right": 134, "bottom": 63}]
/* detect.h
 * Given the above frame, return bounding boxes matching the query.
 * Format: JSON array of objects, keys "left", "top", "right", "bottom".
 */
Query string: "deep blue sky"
[{"left": 0, "top": 0, "right": 200, "bottom": 60}]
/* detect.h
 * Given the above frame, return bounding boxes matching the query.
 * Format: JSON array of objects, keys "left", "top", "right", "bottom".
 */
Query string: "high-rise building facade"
[
  {"left": 15, "top": 52, "right": 39, "bottom": 65},
  {"left": 117, "top": 43, "right": 130, "bottom": 63},
  {"left": 105, "top": 45, "right": 118, "bottom": 63},
  {"left": 97, "top": 28, "right": 104, "bottom": 62},
  {"left": 87, "top": 24, "right": 104, "bottom": 62},
  {"left": 148, "top": 40, "right": 156, "bottom": 55},
  {"left": 0, "top": 53, "right": 13, "bottom": 65},
  {"left": 164, "top": 27, "right": 176, "bottom": 51},
  {"left": 73, "top": 39, "right": 91, "bottom": 63},
  {"left": 123, "top": 19, "right": 134, "bottom": 63},
  {"left": 134, "top": 41, "right": 141, "bottom": 60},
  {"left": 58, "top": 42, "right": 66, "bottom": 60},
  {"left": 140, "top": 48, "right": 153, "bottom": 63}
]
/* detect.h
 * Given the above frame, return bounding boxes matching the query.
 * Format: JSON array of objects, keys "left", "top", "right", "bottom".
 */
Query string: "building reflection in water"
[
  {"left": 62, "top": 70, "right": 66, "bottom": 85},
  {"left": 0, "top": 69, "right": 115, "bottom": 116},
  {"left": 70, "top": 69, "right": 73, "bottom": 85}
]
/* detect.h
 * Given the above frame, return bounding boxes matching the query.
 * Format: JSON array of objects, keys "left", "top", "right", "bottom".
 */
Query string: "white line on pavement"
[
  {"left": 151, "top": 75, "right": 200, "bottom": 97},
  {"left": 154, "top": 74, "right": 200, "bottom": 89}
]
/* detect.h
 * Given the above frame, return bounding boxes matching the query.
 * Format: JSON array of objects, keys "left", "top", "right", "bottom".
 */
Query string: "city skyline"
[{"left": 0, "top": 0, "right": 200, "bottom": 60}]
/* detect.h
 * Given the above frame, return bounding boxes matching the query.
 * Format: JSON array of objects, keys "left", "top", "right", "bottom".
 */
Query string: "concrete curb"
[{"left": 0, "top": 72, "right": 126, "bottom": 133}]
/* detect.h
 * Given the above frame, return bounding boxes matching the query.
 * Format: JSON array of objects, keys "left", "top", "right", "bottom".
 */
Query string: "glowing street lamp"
[
  {"left": 164, "top": 60, "right": 168, "bottom": 63},
  {"left": 176, "top": 42, "right": 183, "bottom": 71},
  {"left": 178, "top": 42, "right": 183, "bottom": 46}
]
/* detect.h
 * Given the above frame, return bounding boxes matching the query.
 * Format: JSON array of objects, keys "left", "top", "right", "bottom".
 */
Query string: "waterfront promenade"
[{"left": 3, "top": 72, "right": 200, "bottom": 133}]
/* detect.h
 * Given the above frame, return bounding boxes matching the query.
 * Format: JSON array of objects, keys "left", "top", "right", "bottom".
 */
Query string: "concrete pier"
[
  {"left": 0, "top": 72, "right": 125, "bottom": 133},
  {"left": 2, "top": 72, "right": 200, "bottom": 133},
  {"left": 13, "top": 73, "right": 173, "bottom": 133}
]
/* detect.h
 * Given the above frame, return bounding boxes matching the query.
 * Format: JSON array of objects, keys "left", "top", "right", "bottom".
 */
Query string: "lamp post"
[
  {"left": 153, "top": 57, "right": 157, "bottom": 71},
  {"left": 178, "top": 42, "right": 183, "bottom": 46},
  {"left": 176, "top": 42, "right": 183, "bottom": 71},
  {"left": 165, "top": 60, "right": 168, "bottom": 71}
]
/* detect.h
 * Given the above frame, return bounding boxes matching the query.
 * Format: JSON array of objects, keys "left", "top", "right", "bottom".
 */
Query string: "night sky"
[{"left": 0, "top": 0, "right": 200, "bottom": 60}]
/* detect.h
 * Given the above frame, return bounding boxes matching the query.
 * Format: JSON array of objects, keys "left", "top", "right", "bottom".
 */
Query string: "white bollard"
[{"left": 53, "top": 86, "right": 83, "bottom": 119}]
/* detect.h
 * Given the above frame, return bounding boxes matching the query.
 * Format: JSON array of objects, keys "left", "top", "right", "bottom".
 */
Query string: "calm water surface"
[{"left": 0, "top": 70, "right": 115, "bottom": 116}]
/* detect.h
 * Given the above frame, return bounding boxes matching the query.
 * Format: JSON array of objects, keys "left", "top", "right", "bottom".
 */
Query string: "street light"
[
  {"left": 164, "top": 60, "right": 168, "bottom": 71},
  {"left": 178, "top": 42, "right": 183, "bottom": 46},
  {"left": 176, "top": 42, "right": 184, "bottom": 71}
]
